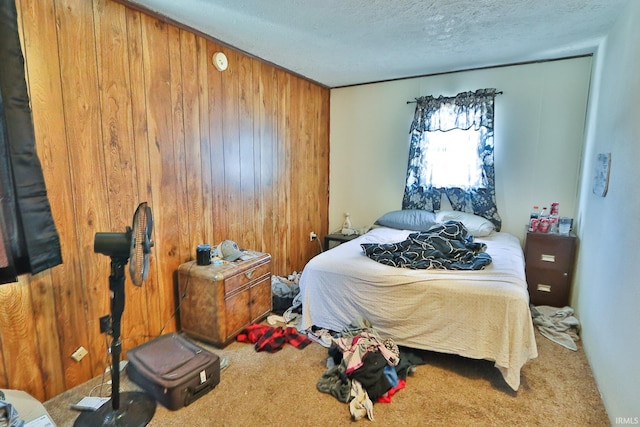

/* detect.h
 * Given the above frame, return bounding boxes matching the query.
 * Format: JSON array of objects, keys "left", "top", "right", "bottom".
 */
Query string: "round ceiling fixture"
[{"left": 212, "top": 52, "right": 228, "bottom": 71}]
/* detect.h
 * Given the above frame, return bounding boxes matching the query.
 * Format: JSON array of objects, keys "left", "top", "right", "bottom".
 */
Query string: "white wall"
[
  {"left": 330, "top": 57, "right": 592, "bottom": 242},
  {"left": 575, "top": 0, "right": 640, "bottom": 422}
]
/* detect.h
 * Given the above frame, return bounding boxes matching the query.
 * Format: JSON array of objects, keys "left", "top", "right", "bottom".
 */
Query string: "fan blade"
[{"left": 130, "top": 202, "right": 153, "bottom": 286}]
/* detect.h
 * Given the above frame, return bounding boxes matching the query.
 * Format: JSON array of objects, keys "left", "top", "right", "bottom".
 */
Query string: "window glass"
[{"left": 420, "top": 128, "right": 486, "bottom": 190}]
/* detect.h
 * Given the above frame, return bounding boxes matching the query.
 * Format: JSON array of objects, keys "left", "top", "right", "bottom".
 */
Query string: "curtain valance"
[{"left": 410, "top": 88, "right": 498, "bottom": 133}]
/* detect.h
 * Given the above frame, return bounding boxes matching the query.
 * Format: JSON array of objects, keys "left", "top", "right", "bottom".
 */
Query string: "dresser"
[
  {"left": 524, "top": 232, "right": 577, "bottom": 307},
  {"left": 177, "top": 251, "right": 272, "bottom": 347}
]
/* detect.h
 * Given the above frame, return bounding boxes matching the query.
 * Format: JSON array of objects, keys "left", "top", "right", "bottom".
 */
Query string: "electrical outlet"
[
  {"left": 309, "top": 231, "right": 317, "bottom": 241},
  {"left": 71, "top": 346, "right": 88, "bottom": 362}
]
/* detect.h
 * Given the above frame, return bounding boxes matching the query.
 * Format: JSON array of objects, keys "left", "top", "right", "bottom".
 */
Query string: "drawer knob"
[
  {"left": 245, "top": 269, "right": 255, "bottom": 279},
  {"left": 537, "top": 284, "right": 552, "bottom": 293},
  {"left": 540, "top": 254, "right": 555, "bottom": 262}
]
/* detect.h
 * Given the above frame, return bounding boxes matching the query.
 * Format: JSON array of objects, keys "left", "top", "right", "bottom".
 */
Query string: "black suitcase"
[{"left": 126, "top": 332, "right": 220, "bottom": 410}]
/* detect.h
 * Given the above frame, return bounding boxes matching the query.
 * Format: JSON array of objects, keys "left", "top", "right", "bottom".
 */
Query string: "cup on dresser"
[
  {"left": 196, "top": 244, "right": 212, "bottom": 265},
  {"left": 558, "top": 217, "right": 572, "bottom": 235}
]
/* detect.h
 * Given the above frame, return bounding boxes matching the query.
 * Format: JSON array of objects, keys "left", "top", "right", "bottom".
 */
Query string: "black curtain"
[{"left": 0, "top": 0, "right": 62, "bottom": 283}]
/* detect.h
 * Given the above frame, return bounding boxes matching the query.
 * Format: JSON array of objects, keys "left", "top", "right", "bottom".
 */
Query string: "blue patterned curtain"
[{"left": 402, "top": 88, "right": 502, "bottom": 230}]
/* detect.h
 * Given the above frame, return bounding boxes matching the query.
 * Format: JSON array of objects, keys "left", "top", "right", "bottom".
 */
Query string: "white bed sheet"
[{"left": 300, "top": 226, "right": 538, "bottom": 390}]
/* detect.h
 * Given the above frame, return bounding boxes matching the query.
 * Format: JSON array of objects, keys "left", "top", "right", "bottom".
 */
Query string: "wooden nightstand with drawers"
[
  {"left": 524, "top": 232, "right": 577, "bottom": 307},
  {"left": 177, "top": 251, "right": 272, "bottom": 347}
]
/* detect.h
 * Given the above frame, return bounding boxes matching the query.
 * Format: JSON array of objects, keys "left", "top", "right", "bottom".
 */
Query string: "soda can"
[{"left": 529, "top": 218, "right": 539, "bottom": 232}]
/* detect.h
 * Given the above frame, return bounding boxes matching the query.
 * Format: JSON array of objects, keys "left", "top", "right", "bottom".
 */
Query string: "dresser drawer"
[
  {"left": 525, "top": 233, "right": 576, "bottom": 272},
  {"left": 224, "top": 261, "right": 270, "bottom": 296},
  {"left": 526, "top": 269, "right": 571, "bottom": 306}
]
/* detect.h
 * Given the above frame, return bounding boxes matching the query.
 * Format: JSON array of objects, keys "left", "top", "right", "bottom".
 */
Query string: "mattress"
[{"left": 299, "top": 226, "right": 538, "bottom": 390}]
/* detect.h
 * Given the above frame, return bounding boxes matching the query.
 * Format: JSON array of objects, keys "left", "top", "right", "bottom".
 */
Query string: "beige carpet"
[{"left": 44, "top": 329, "right": 609, "bottom": 426}]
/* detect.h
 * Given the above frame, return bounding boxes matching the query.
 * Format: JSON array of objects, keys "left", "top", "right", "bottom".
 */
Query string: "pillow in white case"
[
  {"left": 435, "top": 210, "right": 495, "bottom": 237},
  {"left": 374, "top": 209, "right": 437, "bottom": 231}
]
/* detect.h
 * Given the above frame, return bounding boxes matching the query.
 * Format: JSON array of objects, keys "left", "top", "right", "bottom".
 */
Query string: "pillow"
[
  {"left": 374, "top": 209, "right": 437, "bottom": 231},
  {"left": 435, "top": 210, "right": 495, "bottom": 237}
]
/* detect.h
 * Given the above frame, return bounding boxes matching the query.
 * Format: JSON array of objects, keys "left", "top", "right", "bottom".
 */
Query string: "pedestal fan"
[{"left": 75, "top": 202, "right": 156, "bottom": 427}]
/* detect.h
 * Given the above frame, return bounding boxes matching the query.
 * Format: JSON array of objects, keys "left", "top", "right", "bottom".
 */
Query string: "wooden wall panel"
[
  {"left": 221, "top": 49, "right": 243, "bottom": 243},
  {"left": 55, "top": 0, "right": 114, "bottom": 384},
  {"left": 180, "top": 32, "right": 206, "bottom": 254},
  {"left": 0, "top": 0, "right": 329, "bottom": 401},
  {"left": 0, "top": 279, "right": 42, "bottom": 399},
  {"left": 207, "top": 42, "right": 227, "bottom": 246},
  {"left": 139, "top": 15, "right": 179, "bottom": 339},
  {"left": 94, "top": 0, "right": 147, "bottom": 356},
  {"left": 17, "top": 0, "right": 85, "bottom": 394},
  {"left": 124, "top": 6, "right": 154, "bottom": 347}
]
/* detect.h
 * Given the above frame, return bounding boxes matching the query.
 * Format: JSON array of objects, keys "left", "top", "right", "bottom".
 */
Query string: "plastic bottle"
[
  {"left": 341, "top": 212, "right": 352, "bottom": 234},
  {"left": 528, "top": 205, "right": 539, "bottom": 232},
  {"left": 530, "top": 205, "right": 540, "bottom": 219},
  {"left": 549, "top": 202, "right": 559, "bottom": 233}
]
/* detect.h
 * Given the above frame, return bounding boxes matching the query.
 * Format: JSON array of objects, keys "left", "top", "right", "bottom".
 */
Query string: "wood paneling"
[{"left": 0, "top": 0, "right": 329, "bottom": 401}]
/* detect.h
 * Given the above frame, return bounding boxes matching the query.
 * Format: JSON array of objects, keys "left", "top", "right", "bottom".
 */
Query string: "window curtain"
[
  {"left": 402, "top": 88, "right": 502, "bottom": 230},
  {"left": 0, "top": 0, "right": 62, "bottom": 283}
]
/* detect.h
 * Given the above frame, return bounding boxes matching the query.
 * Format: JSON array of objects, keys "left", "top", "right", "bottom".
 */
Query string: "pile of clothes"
[
  {"left": 267, "top": 271, "right": 304, "bottom": 329},
  {"left": 271, "top": 271, "right": 301, "bottom": 314},
  {"left": 315, "top": 318, "right": 427, "bottom": 421},
  {"left": 236, "top": 323, "right": 311, "bottom": 352}
]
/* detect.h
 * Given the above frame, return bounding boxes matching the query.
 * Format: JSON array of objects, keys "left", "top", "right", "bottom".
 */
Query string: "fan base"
[{"left": 73, "top": 391, "right": 156, "bottom": 427}]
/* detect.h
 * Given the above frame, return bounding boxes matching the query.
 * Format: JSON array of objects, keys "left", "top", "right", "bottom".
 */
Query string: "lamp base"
[{"left": 74, "top": 391, "right": 156, "bottom": 427}]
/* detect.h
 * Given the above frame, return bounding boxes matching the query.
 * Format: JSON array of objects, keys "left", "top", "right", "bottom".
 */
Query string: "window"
[
  {"left": 402, "top": 89, "right": 502, "bottom": 230},
  {"left": 419, "top": 128, "right": 486, "bottom": 190}
]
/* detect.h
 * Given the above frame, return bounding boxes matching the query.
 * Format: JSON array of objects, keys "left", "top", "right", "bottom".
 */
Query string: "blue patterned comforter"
[{"left": 361, "top": 221, "right": 492, "bottom": 270}]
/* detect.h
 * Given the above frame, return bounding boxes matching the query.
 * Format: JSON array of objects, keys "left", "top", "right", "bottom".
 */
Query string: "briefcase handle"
[{"left": 185, "top": 381, "right": 214, "bottom": 406}]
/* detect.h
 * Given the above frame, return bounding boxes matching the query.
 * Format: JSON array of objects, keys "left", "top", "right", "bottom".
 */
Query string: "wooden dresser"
[
  {"left": 177, "top": 251, "right": 272, "bottom": 347},
  {"left": 524, "top": 232, "right": 577, "bottom": 307}
]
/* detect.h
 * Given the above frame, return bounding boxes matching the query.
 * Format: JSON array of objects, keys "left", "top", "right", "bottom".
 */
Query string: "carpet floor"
[{"left": 44, "top": 328, "right": 609, "bottom": 426}]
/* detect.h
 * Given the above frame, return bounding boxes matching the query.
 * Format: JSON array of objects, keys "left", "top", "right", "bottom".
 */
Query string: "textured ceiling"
[{"left": 126, "top": 0, "right": 630, "bottom": 87}]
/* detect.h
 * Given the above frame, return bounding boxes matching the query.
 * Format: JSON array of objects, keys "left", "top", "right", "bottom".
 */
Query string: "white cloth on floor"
[
  {"left": 531, "top": 305, "right": 580, "bottom": 351},
  {"left": 349, "top": 379, "right": 374, "bottom": 421}
]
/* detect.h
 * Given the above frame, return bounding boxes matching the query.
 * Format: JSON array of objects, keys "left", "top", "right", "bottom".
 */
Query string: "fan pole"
[
  {"left": 109, "top": 255, "right": 128, "bottom": 411},
  {"left": 79, "top": 203, "right": 156, "bottom": 427},
  {"left": 75, "top": 254, "right": 156, "bottom": 427}
]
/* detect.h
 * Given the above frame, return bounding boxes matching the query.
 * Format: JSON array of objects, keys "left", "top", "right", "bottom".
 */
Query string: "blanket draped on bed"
[{"left": 361, "top": 221, "right": 492, "bottom": 270}]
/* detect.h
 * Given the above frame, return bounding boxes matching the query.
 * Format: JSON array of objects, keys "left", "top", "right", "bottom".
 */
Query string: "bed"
[{"left": 299, "top": 210, "right": 538, "bottom": 391}]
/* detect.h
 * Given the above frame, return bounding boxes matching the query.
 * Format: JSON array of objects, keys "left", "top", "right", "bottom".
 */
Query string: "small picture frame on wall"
[{"left": 593, "top": 152, "right": 611, "bottom": 197}]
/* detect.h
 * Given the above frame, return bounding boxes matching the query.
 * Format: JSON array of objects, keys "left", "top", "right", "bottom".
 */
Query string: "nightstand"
[
  {"left": 524, "top": 232, "right": 577, "bottom": 307},
  {"left": 324, "top": 233, "right": 359, "bottom": 250},
  {"left": 177, "top": 251, "right": 272, "bottom": 347}
]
